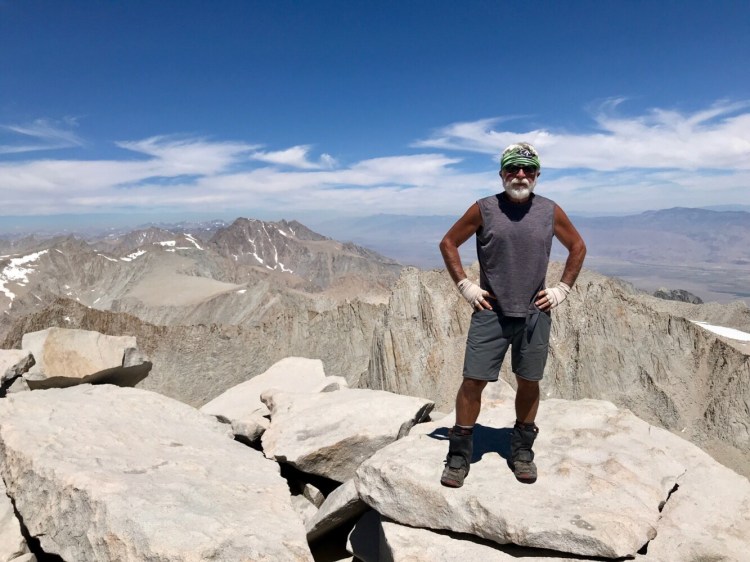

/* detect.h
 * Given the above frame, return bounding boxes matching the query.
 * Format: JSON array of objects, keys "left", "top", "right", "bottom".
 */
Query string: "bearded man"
[{"left": 439, "top": 142, "right": 586, "bottom": 487}]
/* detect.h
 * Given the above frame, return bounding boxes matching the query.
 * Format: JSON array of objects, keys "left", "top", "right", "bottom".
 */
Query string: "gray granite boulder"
[
  {"left": 306, "top": 479, "right": 368, "bottom": 542},
  {"left": 0, "top": 350, "right": 34, "bottom": 387},
  {"left": 21, "top": 328, "right": 151, "bottom": 389},
  {"left": 347, "top": 511, "right": 582, "bottom": 562},
  {"left": 291, "top": 495, "right": 319, "bottom": 528},
  {"left": 356, "top": 383, "right": 684, "bottom": 558},
  {"left": 200, "top": 357, "right": 346, "bottom": 441},
  {"left": 0, "top": 385, "right": 312, "bottom": 561},
  {"left": 261, "top": 388, "right": 434, "bottom": 482},
  {"left": 355, "top": 380, "right": 750, "bottom": 560},
  {"left": 0, "top": 477, "right": 34, "bottom": 562}
]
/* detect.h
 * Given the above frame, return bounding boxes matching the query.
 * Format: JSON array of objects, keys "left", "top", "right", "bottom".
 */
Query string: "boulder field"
[{"left": 0, "top": 354, "right": 747, "bottom": 561}]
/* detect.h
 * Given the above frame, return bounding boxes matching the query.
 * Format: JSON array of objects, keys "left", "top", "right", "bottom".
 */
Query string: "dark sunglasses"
[{"left": 502, "top": 165, "right": 538, "bottom": 175}]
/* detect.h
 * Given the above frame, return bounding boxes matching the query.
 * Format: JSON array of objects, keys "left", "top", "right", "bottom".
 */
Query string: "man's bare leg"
[
  {"left": 514, "top": 376, "right": 539, "bottom": 423},
  {"left": 441, "top": 378, "right": 487, "bottom": 488},
  {"left": 512, "top": 375, "right": 540, "bottom": 483},
  {"left": 456, "top": 378, "right": 488, "bottom": 426}
]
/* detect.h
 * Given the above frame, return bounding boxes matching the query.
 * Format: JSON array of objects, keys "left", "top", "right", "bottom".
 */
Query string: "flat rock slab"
[
  {"left": 0, "top": 385, "right": 313, "bottom": 562},
  {"left": 262, "top": 388, "right": 434, "bottom": 482},
  {"left": 306, "top": 479, "right": 368, "bottom": 542},
  {"left": 348, "top": 511, "right": 584, "bottom": 562},
  {"left": 355, "top": 395, "right": 686, "bottom": 559},
  {"left": 0, "top": 350, "right": 34, "bottom": 386},
  {"left": 0, "top": 477, "right": 33, "bottom": 562},
  {"left": 633, "top": 432, "right": 750, "bottom": 562},
  {"left": 200, "top": 357, "right": 345, "bottom": 441},
  {"left": 21, "top": 328, "right": 151, "bottom": 389}
]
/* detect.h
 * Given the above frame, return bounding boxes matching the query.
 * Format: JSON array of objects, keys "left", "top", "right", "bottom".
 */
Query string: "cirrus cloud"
[
  {"left": 1, "top": 100, "right": 750, "bottom": 219},
  {"left": 415, "top": 99, "right": 750, "bottom": 171}
]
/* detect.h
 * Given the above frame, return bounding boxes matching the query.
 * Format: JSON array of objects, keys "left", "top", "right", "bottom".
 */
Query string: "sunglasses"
[{"left": 502, "top": 165, "right": 538, "bottom": 175}]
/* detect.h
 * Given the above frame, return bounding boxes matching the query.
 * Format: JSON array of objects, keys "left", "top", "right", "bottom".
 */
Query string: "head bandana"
[{"left": 500, "top": 143, "right": 540, "bottom": 171}]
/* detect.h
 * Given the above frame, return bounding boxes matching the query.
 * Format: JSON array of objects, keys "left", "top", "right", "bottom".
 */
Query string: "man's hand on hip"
[
  {"left": 535, "top": 282, "right": 571, "bottom": 311},
  {"left": 457, "top": 279, "right": 494, "bottom": 311}
]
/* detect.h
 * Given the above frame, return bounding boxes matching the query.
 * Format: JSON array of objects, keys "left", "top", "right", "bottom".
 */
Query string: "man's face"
[{"left": 500, "top": 164, "right": 539, "bottom": 202}]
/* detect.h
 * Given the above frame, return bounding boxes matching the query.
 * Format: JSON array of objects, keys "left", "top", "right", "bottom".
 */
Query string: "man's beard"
[{"left": 503, "top": 177, "right": 536, "bottom": 201}]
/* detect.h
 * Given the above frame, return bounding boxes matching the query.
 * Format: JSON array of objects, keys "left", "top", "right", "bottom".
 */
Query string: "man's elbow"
[
  {"left": 573, "top": 239, "right": 587, "bottom": 260},
  {"left": 439, "top": 236, "right": 453, "bottom": 255}
]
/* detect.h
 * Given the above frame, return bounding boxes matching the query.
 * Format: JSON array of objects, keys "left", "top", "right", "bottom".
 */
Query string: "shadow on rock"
[{"left": 427, "top": 423, "right": 512, "bottom": 463}]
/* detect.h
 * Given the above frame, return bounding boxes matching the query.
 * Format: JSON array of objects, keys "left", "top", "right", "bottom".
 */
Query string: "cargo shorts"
[{"left": 462, "top": 306, "right": 551, "bottom": 382}]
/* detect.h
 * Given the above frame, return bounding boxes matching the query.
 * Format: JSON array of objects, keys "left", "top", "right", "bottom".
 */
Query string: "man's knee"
[
  {"left": 515, "top": 376, "right": 539, "bottom": 394},
  {"left": 459, "top": 378, "right": 488, "bottom": 398}
]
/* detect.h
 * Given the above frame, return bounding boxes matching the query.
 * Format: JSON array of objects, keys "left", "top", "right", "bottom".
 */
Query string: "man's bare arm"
[
  {"left": 440, "top": 204, "right": 495, "bottom": 311},
  {"left": 553, "top": 205, "right": 586, "bottom": 287},
  {"left": 535, "top": 205, "right": 586, "bottom": 311},
  {"left": 439, "top": 203, "right": 483, "bottom": 284}
]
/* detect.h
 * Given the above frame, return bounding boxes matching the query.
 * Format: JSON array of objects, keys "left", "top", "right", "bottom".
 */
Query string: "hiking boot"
[
  {"left": 440, "top": 425, "right": 473, "bottom": 488},
  {"left": 512, "top": 458, "right": 537, "bottom": 483},
  {"left": 441, "top": 455, "right": 469, "bottom": 488},
  {"left": 510, "top": 421, "right": 538, "bottom": 484}
]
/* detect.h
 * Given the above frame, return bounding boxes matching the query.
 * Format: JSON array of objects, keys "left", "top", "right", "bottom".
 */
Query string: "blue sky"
[{"left": 1, "top": 0, "right": 749, "bottom": 228}]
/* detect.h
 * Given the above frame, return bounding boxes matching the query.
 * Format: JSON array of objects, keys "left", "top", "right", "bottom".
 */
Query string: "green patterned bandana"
[{"left": 500, "top": 143, "right": 540, "bottom": 171}]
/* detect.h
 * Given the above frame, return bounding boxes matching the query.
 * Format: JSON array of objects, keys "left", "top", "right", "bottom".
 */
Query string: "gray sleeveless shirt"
[{"left": 476, "top": 193, "right": 556, "bottom": 317}]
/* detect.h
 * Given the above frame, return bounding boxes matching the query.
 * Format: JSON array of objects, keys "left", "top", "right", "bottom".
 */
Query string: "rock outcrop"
[
  {"left": 306, "top": 479, "right": 368, "bottom": 542},
  {"left": 1, "top": 297, "right": 383, "bottom": 407},
  {"left": 653, "top": 287, "right": 704, "bottom": 304},
  {"left": 0, "top": 385, "right": 312, "bottom": 561},
  {"left": 0, "top": 477, "right": 34, "bottom": 562},
  {"left": 20, "top": 327, "right": 151, "bottom": 389},
  {"left": 207, "top": 218, "right": 402, "bottom": 290},
  {"left": 0, "top": 219, "right": 402, "bottom": 329},
  {"left": 200, "top": 357, "right": 347, "bottom": 441},
  {"left": 0, "top": 350, "right": 33, "bottom": 390},
  {"left": 364, "top": 264, "right": 750, "bottom": 478},
  {"left": 261, "top": 388, "right": 434, "bottom": 482},
  {"left": 347, "top": 510, "right": 588, "bottom": 562},
  {"left": 357, "top": 384, "right": 680, "bottom": 558},
  {"left": 0, "top": 354, "right": 747, "bottom": 560},
  {"left": 352, "top": 381, "right": 750, "bottom": 561},
  {"left": 366, "top": 267, "right": 470, "bottom": 409},
  {"left": 2, "top": 252, "right": 748, "bottom": 480}
]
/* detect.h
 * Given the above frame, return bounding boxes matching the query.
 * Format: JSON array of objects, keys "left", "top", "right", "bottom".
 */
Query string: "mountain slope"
[{"left": 0, "top": 218, "right": 403, "bottom": 332}]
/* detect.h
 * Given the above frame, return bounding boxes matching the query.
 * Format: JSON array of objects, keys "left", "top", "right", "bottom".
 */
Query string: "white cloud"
[
  {"left": 117, "top": 135, "right": 259, "bottom": 175},
  {"left": 1, "top": 101, "right": 750, "bottom": 219},
  {"left": 415, "top": 99, "right": 750, "bottom": 171},
  {"left": 0, "top": 117, "right": 84, "bottom": 154},
  {"left": 250, "top": 145, "right": 337, "bottom": 169}
]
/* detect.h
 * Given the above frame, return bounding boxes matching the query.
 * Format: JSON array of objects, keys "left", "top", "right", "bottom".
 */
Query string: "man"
[{"left": 439, "top": 142, "right": 586, "bottom": 487}]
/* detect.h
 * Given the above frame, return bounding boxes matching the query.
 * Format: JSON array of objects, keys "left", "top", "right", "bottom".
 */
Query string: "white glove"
[
  {"left": 544, "top": 282, "right": 571, "bottom": 309},
  {"left": 457, "top": 279, "right": 490, "bottom": 310}
]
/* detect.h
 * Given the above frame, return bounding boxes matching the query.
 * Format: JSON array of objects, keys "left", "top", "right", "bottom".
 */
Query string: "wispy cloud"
[
  {"left": 0, "top": 117, "right": 85, "bottom": 154},
  {"left": 1, "top": 101, "right": 750, "bottom": 218},
  {"left": 415, "top": 99, "right": 750, "bottom": 171},
  {"left": 117, "top": 135, "right": 259, "bottom": 175},
  {"left": 250, "top": 145, "right": 337, "bottom": 169}
]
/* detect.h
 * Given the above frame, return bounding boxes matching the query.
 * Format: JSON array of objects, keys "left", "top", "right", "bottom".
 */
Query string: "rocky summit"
[
  {"left": 0, "top": 384, "right": 313, "bottom": 561},
  {"left": 0, "top": 362, "right": 746, "bottom": 561},
  {"left": 0, "top": 218, "right": 748, "bottom": 560}
]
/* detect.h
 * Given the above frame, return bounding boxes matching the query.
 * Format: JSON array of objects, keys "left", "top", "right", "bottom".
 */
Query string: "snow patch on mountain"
[
  {"left": 691, "top": 321, "right": 750, "bottom": 342},
  {"left": 121, "top": 250, "right": 147, "bottom": 262},
  {"left": 184, "top": 234, "right": 203, "bottom": 250},
  {"left": 0, "top": 250, "right": 49, "bottom": 303}
]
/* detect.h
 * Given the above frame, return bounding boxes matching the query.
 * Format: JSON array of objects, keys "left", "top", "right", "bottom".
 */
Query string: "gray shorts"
[{"left": 462, "top": 308, "right": 551, "bottom": 382}]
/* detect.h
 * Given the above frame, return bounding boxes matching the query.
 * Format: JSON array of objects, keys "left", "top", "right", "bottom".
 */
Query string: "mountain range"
[
  {"left": 0, "top": 215, "right": 748, "bottom": 484},
  {"left": 3, "top": 206, "right": 747, "bottom": 304},
  {"left": 307, "top": 207, "right": 750, "bottom": 304},
  {"left": 0, "top": 218, "right": 401, "bottom": 332}
]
